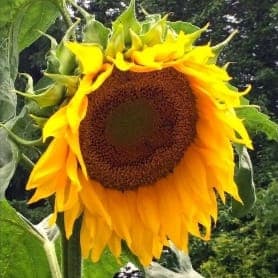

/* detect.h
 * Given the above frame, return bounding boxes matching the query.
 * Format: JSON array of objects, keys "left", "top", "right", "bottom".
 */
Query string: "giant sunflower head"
[{"left": 26, "top": 1, "right": 252, "bottom": 266}]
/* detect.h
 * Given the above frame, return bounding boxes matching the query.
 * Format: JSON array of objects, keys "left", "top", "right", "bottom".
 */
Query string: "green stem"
[
  {"left": 44, "top": 241, "right": 63, "bottom": 278},
  {"left": 59, "top": 5, "right": 73, "bottom": 29},
  {"left": 20, "top": 153, "right": 34, "bottom": 170},
  {"left": 58, "top": 216, "right": 82, "bottom": 278}
]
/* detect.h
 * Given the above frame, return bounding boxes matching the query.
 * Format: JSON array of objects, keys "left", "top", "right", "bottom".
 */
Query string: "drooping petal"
[
  {"left": 26, "top": 137, "right": 68, "bottom": 190},
  {"left": 108, "top": 232, "right": 122, "bottom": 258},
  {"left": 137, "top": 185, "right": 160, "bottom": 234},
  {"left": 79, "top": 173, "right": 111, "bottom": 226},
  {"left": 64, "top": 199, "right": 83, "bottom": 238}
]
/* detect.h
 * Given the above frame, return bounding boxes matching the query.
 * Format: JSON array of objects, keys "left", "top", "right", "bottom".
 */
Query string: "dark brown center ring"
[{"left": 79, "top": 67, "right": 197, "bottom": 190}]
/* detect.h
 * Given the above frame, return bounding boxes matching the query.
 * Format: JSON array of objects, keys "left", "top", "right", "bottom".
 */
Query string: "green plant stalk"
[
  {"left": 20, "top": 153, "right": 35, "bottom": 169},
  {"left": 58, "top": 216, "right": 82, "bottom": 278},
  {"left": 57, "top": 0, "right": 74, "bottom": 31},
  {"left": 44, "top": 241, "right": 63, "bottom": 278}
]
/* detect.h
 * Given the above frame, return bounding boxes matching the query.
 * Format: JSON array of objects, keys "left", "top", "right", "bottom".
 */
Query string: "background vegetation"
[{"left": 6, "top": 0, "right": 277, "bottom": 276}]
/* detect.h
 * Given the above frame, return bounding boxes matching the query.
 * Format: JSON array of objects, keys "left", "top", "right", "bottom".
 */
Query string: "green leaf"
[
  {"left": 0, "top": 132, "right": 19, "bottom": 199},
  {"left": 232, "top": 145, "right": 256, "bottom": 218},
  {"left": 0, "top": 0, "right": 60, "bottom": 51},
  {"left": 0, "top": 20, "right": 18, "bottom": 122},
  {"left": 236, "top": 106, "right": 278, "bottom": 141},
  {"left": 0, "top": 86, "right": 17, "bottom": 123},
  {"left": 167, "top": 21, "right": 200, "bottom": 34},
  {"left": 0, "top": 200, "right": 52, "bottom": 278},
  {"left": 17, "top": 1, "right": 60, "bottom": 51},
  {"left": 83, "top": 244, "right": 142, "bottom": 278},
  {"left": 0, "top": 0, "right": 60, "bottom": 198}
]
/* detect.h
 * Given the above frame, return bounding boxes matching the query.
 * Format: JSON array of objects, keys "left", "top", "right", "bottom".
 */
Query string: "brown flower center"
[{"left": 79, "top": 67, "right": 197, "bottom": 190}]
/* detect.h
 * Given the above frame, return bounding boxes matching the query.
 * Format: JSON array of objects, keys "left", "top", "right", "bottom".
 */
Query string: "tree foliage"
[{"left": 191, "top": 181, "right": 278, "bottom": 277}]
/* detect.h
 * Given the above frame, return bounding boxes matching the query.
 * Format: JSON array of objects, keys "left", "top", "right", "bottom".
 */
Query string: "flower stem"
[
  {"left": 44, "top": 241, "right": 62, "bottom": 278},
  {"left": 58, "top": 216, "right": 82, "bottom": 278}
]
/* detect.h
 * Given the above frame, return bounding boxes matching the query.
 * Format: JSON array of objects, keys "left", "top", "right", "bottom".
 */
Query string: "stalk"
[{"left": 58, "top": 216, "right": 82, "bottom": 278}]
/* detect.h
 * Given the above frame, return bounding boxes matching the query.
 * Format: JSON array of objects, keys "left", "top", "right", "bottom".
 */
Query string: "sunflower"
[{"left": 26, "top": 1, "right": 252, "bottom": 265}]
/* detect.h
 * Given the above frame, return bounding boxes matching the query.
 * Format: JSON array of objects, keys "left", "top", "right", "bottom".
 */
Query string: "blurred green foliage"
[{"left": 9, "top": 198, "right": 52, "bottom": 224}]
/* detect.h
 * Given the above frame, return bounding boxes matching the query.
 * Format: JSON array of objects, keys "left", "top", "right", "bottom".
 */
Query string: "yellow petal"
[
  {"left": 79, "top": 173, "right": 111, "bottom": 226},
  {"left": 63, "top": 182, "right": 79, "bottom": 210},
  {"left": 65, "top": 128, "right": 88, "bottom": 179},
  {"left": 65, "top": 42, "right": 103, "bottom": 74},
  {"left": 91, "top": 217, "right": 112, "bottom": 262},
  {"left": 26, "top": 137, "right": 68, "bottom": 189},
  {"left": 64, "top": 199, "right": 83, "bottom": 238},
  {"left": 43, "top": 106, "right": 67, "bottom": 140},
  {"left": 129, "top": 225, "right": 153, "bottom": 266},
  {"left": 105, "top": 190, "right": 132, "bottom": 245},
  {"left": 66, "top": 149, "right": 81, "bottom": 190},
  {"left": 55, "top": 174, "right": 68, "bottom": 212},
  {"left": 137, "top": 185, "right": 160, "bottom": 234},
  {"left": 28, "top": 180, "right": 57, "bottom": 203},
  {"left": 80, "top": 212, "right": 94, "bottom": 258},
  {"left": 183, "top": 45, "right": 214, "bottom": 64},
  {"left": 109, "top": 52, "right": 133, "bottom": 71},
  {"left": 108, "top": 232, "right": 122, "bottom": 258},
  {"left": 92, "top": 64, "right": 114, "bottom": 91},
  {"left": 66, "top": 93, "right": 88, "bottom": 132},
  {"left": 155, "top": 178, "right": 183, "bottom": 249}
]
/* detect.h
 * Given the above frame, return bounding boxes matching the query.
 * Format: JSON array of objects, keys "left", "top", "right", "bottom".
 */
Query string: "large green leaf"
[
  {"left": 0, "top": 0, "right": 60, "bottom": 199},
  {"left": 83, "top": 252, "right": 121, "bottom": 278},
  {"left": 0, "top": 0, "right": 60, "bottom": 51},
  {"left": 0, "top": 200, "right": 52, "bottom": 278},
  {"left": 0, "top": 10, "right": 19, "bottom": 199},
  {"left": 232, "top": 146, "right": 256, "bottom": 217},
  {"left": 0, "top": 133, "right": 19, "bottom": 199},
  {"left": 0, "top": 16, "right": 18, "bottom": 121}
]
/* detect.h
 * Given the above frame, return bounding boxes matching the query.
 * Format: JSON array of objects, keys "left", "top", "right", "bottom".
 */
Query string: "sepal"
[
  {"left": 141, "top": 13, "right": 162, "bottom": 33},
  {"left": 209, "top": 30, "right": 238, "bottom": 64},
  {"left": 19, "top": 73, "right": 35, "bottom": 93},
  {"left": 140, "top": 15, "right": 168, "bottom": 46},
  {"left": 15, "top": 84, "right": 64, "bottom": 108},
  {"left": 44, "top": 73, "right": 79, "bottom": 96},
  {"left": 167, "top": 21, "right": 200, "bottom": 35},
  {"left": 106, "top": 23, "right": 125, "bottom": 57},
  {"left": 29, "top": 114, "right": 48, "bottom": 128},
  {"left": 44, "top": 20, "right": 80, "bottom": 75},
  {"left": 112, "top": 0, "right": 141, "bottom": 45}
]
